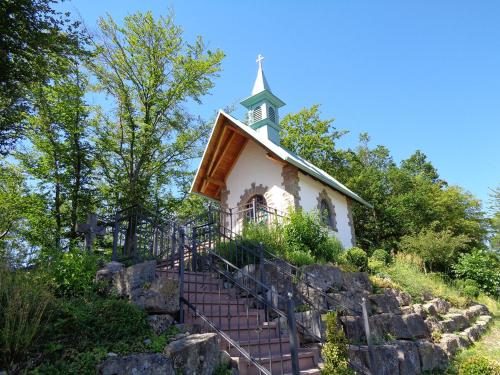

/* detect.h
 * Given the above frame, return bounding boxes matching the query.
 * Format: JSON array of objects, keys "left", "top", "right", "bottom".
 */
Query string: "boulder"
[
  {"left": 369, "top": 291, "right": 401, "bottom": 314},
  {"left": 401, "top": 306, "right": 414, "bottom": 315},
  {"left": 294, "top": 310, "right": 325, "bottom": 342},
  {"left": 394, "top": 340, "right": 421, "bottom": 375},
  {"left": 300, "top": 264, "right": 343, "bottom": 292},
  {"left": 440, "top": 313, "right": 469, "bottom": 333},
  {"left": 402, "top": 314, "right": 430, "bottom": 339},
  {"left": 327, "top": 291, "right": 367, "bottom": 315},
  {"left": 113, "top": 260, "right": 157, "bottom": 296},
  {"left": 370, "top": 313, "right": 429, "bottom": 341},
  {"left": 165, "top": 333, "right": 220, "bottom": 375},
  {"left": 148, "top": 314, "right": 175, "bottom": 335},
  {"left": 462, "top": 323, "right": 486, "bottom": 342},
  {"left": 422, "top": 303, "right": 438, "bottom": 317},
  {"left": 438, "top": 334, "right": 469, "bottom": 357},
  {"left": 341, "top": 315, "right": 366, "bottom": 343},
  {"left": 415, "top": 340, "right": 448, "bottom": 372},
  {"left": 385, "top": 289, "right": 412, "bottom": 307},
  {"left": 424, "top": 316, "right": 442, "bottom": 333},
  {"left": 95, "top": 261, "right": 125, "bottom": 292},
  {"left": 348, "top": 344, "right": 399, "bottom": 375},
  {"left": 99, "top": 353, "right": 174, "bottom": 375},
  {"left": 131, "top": 277, "right": 179, "bottom": 314},
  {"left": 412, "top": 304, "right": 425, "bottom": 318},
  {"left": 477, "top": 315, "right": 492, "bottom": 325},
  {"left": 464, "top": 304, "right": 489, "bottom": 321},
  {"left": 429, "top": 298, "right": 450, "bottom": 315},
  {"left": 341, "top": 272, "right": 373, "bottom": 293}
]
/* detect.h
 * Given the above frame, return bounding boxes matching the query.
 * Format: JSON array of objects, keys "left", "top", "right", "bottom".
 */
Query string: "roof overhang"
[
  {"left": 190, "top": 111, "right": 373, "bottom": 209},
  {"left": 240, "top": 90, "right": 286, "bottom": 108}
]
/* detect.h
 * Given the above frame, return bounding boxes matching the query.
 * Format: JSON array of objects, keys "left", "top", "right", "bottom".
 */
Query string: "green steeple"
[{"left": 240, "top": 55, "right": 285, "bottom": 145}]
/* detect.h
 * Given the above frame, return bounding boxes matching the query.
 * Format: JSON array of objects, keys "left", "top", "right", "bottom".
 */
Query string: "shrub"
[
  {"left": 455, "top": 279, "right": 481, "bottom": 298},
  {"left": 458, "top": 356, "right": 500, "bottom": 375},
  {"left": 283, "top": 210, "right": 328, "bottom": 257},
  {"left": 344, "top": 247, "right": 368, "bottom": 272},
  {"left": 317, "top": 236, "right": 344, "bottom": 263},
  {"left": 39, "top": 249, "right": 101, "bottom": 297},
  {"left": 321, "top": 311, "right": 354, "bottom": 375},
  {"left": 0, "top": 267, "right": 52, "bottom": 371},
  {"left": 368, "top": 249, "right": 391, "bottom": 272},
  {"left": 242, "top": 221, "right": 283, "bottom": 256},
  {"left": 286, "top": 250, "right": 315, "bottom": 267},
  {"left": 453, "top": 250, "right": 500, "bottom": 297},
  {"left": 399, "top": 227, "right": 469, "bottom": 273}
]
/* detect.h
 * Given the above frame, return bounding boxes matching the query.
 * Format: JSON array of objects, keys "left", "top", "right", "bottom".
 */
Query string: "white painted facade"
[
  {"left": 225, "top": 139, "right": 355, "bottom": 248},
  {"left": 298, "top": 172, "right": 353, "bottom": 248}
]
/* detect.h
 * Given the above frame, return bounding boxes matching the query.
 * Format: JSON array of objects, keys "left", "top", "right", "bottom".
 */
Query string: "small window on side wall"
[{"left": 320, "top": 199, "right": 332, "bottom": 227}]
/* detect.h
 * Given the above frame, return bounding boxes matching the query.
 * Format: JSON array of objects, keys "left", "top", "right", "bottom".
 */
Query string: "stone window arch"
[
  {"left": 238, "top": 183, "right": 270, "bottom": 223},
  {"left": 317, "top": 189, "right": 337, "bottom": 231}
]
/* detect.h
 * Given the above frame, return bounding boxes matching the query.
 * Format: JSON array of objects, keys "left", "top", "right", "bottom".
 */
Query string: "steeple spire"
[
  {"left": 240, "top": 54, "right": 286, "bottom": 145},
  {"left": 252, "top": 54, "right": 271, "bottom": 95}
]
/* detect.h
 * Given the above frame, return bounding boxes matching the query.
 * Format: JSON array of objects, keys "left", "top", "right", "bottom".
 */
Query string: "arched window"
[
  {"left": 246, "top": 194, "right": 267, "bottom": 222},
  {"left": 320, "top": 199, "right": 332, "bottom": 227},
  {"left": 268, "top": 106, "right": 276, "bottom": 123}
]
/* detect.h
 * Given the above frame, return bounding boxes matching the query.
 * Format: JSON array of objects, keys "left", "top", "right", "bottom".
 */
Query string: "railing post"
[
  {"left": 229, "top": 207, "right": 233, "bottom": 232},
  {"left": 178, "top": 227, "right": 186, "bottom": 324},
  {"left": 112, "top": 212, "right": 120, "bottom": 261},
  {"left": 171, "top": 222, "right": 177, "bottom": 266},
  {"left": 258, "top": 242, "right": 268, "bottom": 319},
  {"left": 252, "top": 198, "right": 256, "bottom": 223},
  {"left": 286, "top": 293, "right": 300, "bottom": 375},
  {"left": 191, "top": 227, "right": 197, "bottom": 272},
  {"left": 362, "top": 297, "right": 376, "bottom": 374}
]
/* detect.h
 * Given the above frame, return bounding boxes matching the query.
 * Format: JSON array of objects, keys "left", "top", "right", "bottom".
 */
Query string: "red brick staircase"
[{"left": 157, "top": 264, "right": 322, "bottom": 375}]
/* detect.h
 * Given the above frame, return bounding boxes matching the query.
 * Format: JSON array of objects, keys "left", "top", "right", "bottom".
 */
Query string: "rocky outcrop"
[
  {"left": 165, "top": 333, "right": 220, "bottom": 375},
  {"left": 99, "top": 353, "right": 174, "bottom": 375},
  {"left": 148, "top": 314, "right": 175, "bottom": 335},
  {"left": 96, "top": 261, "right": 180, "bottom": 315}
]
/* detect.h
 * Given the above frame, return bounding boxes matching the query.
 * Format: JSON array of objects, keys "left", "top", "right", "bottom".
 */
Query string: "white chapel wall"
[
  {"left": 225, "top": 140, "right": 294, "bottom": 232},
  {"left": 297, "top": 173, "right": 353, "bottom": 249}
]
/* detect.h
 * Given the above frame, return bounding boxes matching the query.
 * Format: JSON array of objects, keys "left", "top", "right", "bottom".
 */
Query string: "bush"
[
  {"left": 0, "top": 267, "right": 52, "bottom": 371},
  {"left": 456, "top": 279, "right": 481, "bottom": 298},
  {"left": 458, "top": 356, "right": 500, "bottom": 375},
  {"left": 283, "top": 210, "right": 328, "bottom": 257},
  {"left": 344, "top": 247, "right": 368, "bottom": 272},
  {"left": 286, "top": 250, "right": 315, "bottom": 267},
  {"left": 453, "top": 250, "right": 500, "bottom": 297},
  {"left": 399, "top": 227, "right": 469, "bottom": 273},
  {"left": 39, "top": 249, "right": 101, "bottom": 297},
  {"left": 317, "top": 236, "right": 344, "bottom": 263},
  {"left": 242, "top": 221, "right": 283, "bottom": 256},
  {"left": 368, "top": 249, "right": 391, "bottom": 272},
  {"left": 321, "top": 311, "right": 354, "bottom": 375}
]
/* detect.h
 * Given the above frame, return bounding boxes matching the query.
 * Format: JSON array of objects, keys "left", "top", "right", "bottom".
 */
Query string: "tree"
[
  {"left": 280, "top": 105, "right": 488, "bottom": 254},
  {"left": 89, "top": 12, "right": 224, "bottom": 212},
  {"left": 17, "top": 66, "right": 94, "bottom": 251},
  {"left": 0, "top": 0, "right": 87, "bottom": 154},
  {"left": 489, "top": 186, "right": 500, "bottom": 252}
]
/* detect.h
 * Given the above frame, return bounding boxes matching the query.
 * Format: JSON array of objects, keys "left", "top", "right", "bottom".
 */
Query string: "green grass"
[
  {"left": 373, "top": 253, "right": 470, "bottom": 307},
  {"left": 372, "top": 253, "right": 500, "bottom": 374}
]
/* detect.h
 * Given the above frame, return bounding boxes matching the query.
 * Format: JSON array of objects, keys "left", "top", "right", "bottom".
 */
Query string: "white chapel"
[{"left": 190, "top": 56, "right": 371, "bottom": 248}]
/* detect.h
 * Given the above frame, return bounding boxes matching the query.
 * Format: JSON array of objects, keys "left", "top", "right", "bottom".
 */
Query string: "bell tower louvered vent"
[{"left": 240, "top": 54, "right": 286, "bottom": 145}]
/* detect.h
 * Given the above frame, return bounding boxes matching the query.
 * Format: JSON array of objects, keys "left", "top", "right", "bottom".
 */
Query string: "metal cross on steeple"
[{"left": 256, "top": 54, "right": 264, "bottom": 68}]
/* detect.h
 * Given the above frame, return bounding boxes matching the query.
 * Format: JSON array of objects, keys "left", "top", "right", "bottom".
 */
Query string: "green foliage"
[
  {"left": 242, "top": 221, "right": 283, "bottom": 256},
  {"left": 38, "top": 249, "right": 101, "bottom": 298},
  {"left": 377, "top": 253, "right": 469, "bottom": 307},
  {"left": 32, "top": 297, "right": 152, "bottom": 373},
  {"left": 399, "top": 227, "right": 470, "bottom": 273},
  {"left": 0, "top": 0, "right": 87, "bottom": 154},
  {"left": 317, "top": 236, "right": 344, "bottom": 263},
  {"left": 89, "top": 11, "right": 224, "bottom": 209},
  {"left": 212, "top": 362, "right": 233, "bottom": 375},
  {"left": 369, "top": 248, "right": 391, "bottom": 272},
  {"left": 283, "top": 209, "right": 328, "bottom": 256},
  {"left": 455, "top": 279, "right": 481, "bottom": 298},
  {"left": 281, "top": 109, "right": 488, "bottom": 254},
  {"left": 457, "top": 356, "right": 500, "bottom": 375},
  {"left": 321, "top": 311, "right": 354, "bottom": 375},
  {"left": 0, "top": 266, "right": 52, "bottom": 371},
  {"left": 453, "top": 250, "right": 500, "bottom": 297},
  {"left": 343, "top": 247, "right": 368, "bottom": 272},
  {"left": 286, "top": 250, "right": 315, "bottom": 267}
]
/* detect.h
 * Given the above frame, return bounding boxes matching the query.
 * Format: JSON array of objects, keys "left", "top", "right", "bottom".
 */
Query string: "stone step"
[
  {"left": 224, "top": 337, "right": 292, "bottom": 357},
  {"left": 187, "top": 313, "right": 266, "bottom": 328},
  {"left": 235, "top": 351, "right": 318, "bottom": 375},
  {"left": 224, "top": 322, "right": 281, "bottom": 341}
]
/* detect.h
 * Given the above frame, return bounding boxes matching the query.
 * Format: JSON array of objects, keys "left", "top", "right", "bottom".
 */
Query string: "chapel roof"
[{"left": 190, "top": 110, "right": 372, "bottom": 208}]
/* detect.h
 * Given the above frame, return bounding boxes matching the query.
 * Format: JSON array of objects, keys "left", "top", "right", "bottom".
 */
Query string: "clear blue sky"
[{"left": 62, "top": 0, "right": 500, "bottom": 208}]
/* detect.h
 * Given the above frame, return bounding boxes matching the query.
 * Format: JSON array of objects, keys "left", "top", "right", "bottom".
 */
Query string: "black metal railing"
[{"left": 111, "top": 205, "right": 178, "bottom": 264}]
